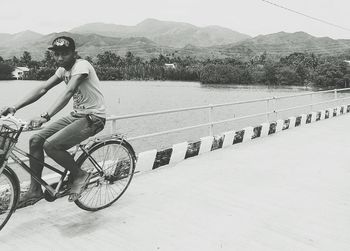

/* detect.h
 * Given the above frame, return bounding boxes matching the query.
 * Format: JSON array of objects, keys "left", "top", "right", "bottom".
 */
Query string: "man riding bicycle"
[{"left": 0, "top": 36, "right": 106, "bottom": 206}]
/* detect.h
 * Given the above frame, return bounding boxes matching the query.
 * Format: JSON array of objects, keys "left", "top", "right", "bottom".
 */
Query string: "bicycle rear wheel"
[
  {"left": 0, "top": 167, "right": 20, "bottom": 231},
  {"left": 75, "top": 139, "right": 136, "bottom": 211}
]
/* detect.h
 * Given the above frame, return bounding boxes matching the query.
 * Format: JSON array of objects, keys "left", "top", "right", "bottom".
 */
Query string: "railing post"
[
  {"left": 110, "top": 119, "right": 117, "bottom": 134},
  {"left": 334, "top": 89, "right": 338, "bottom": 99},
  {"left": 273, "top": 96, "right": 277, "bottom": 121},
  {"left": 208, "top": 104, "right": 214, "bottom": 136},
  {"left": 266, "top": 99, "right": 270, "bottom": 123},
  {"left": 310, "top": 93, "right": 313, "bottom": 112},
  {"left": 334, "top": 89, "right": 338, "bottom": 107}
]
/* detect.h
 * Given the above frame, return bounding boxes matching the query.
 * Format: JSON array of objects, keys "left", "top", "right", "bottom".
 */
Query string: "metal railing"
[
  {"left": 105, "top": 87, "right": 350, "bottom": 141},
  {"left": 9, "top": 87, "right": 350, "bottom": 166}
]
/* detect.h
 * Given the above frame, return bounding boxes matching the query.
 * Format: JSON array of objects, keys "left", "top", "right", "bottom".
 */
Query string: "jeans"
[
  {"left": 26, "top": 113, "right": 106, "bottom": 192},
  {"left": 35, "top": 113, "right": 106, "bottom": 150}
]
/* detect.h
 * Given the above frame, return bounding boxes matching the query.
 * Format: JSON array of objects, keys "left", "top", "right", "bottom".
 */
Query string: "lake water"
[{"left": 0, "top": 80, "right": 343, "bottom": 154}]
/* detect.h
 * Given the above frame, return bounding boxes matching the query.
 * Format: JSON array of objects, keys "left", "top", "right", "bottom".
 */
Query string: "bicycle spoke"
[
  {"left": 101, "top": 143, "right": 111, "bottom": 169},
  {"left": 97, "top": 184, "right": 103, "bottom": 208},
  {"left": 0, "top": 169, "right": 18, "bottom": 231},
  {"left": 85, "top": 185, "right": 101, "bottom": 206},
  {"left": 75, "top": 140, "right": 135, "bottom": 211}
]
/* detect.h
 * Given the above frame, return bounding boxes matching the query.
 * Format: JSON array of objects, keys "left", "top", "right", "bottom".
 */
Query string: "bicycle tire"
[
  {"left": 75, "top": 139, "right": 136, "bottom": 211},
  {"left": 0, "top": 166, "right": 20, "bottom": 231}
]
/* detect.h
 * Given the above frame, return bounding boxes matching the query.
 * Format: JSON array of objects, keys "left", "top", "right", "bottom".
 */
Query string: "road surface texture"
[{"left": 1, "top": 114, "right": 350, "bottom": 251}]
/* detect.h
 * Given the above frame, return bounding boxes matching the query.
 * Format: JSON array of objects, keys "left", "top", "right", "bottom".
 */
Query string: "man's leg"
[
  {"left": 43, "top": 115, "right": 100, "bottom": 199},
  {"left": 44, "top": 140, "right": 88, "bottom": 202},
  {"left": 18, "top": 116, "right": 73, "bottom": 207},
  {"left": 43, "top": 142, "right": 84, "bottom": 179},
  {"left": 24, "top": 135, "right": 46, "bottom": 199}
]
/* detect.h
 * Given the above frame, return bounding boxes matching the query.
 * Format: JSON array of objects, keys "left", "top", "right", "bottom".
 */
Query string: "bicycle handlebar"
[{"left": 0, "top": 115, "right": 29, "bottom": 130}]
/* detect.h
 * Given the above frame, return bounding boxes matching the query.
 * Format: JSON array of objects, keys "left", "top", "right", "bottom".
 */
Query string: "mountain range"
[
  {"left": 1, "top": 18, "right": 350, "bottom": 61},
  {"left": 71, "top": 18, "right": 251, "bottom": 48}
]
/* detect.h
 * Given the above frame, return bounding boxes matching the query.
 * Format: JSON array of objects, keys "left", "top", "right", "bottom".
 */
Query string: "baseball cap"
[{"left": 48, "top": 36, "right": 76, "bottom": 51}]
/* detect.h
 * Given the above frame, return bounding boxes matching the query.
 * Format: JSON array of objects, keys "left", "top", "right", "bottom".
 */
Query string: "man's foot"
[
  {"left": 17, "top": 190, "right": 44, "bottom": 209},
  {"left": 64, "top": 174, "right": 74, "bottom": 192},
  {"left": 68, "top": 171, "right": 92, "bottom": 202}
]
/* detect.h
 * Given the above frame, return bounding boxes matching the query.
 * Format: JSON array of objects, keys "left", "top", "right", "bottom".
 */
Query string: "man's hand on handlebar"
[
  {"left": 0, "top": 108, "right": 46, "bottom": 130},
  {"left": 28, "top": 117, "right": 48, "bottom": 129},
  {"left": 0, "top": 106, "right": 16, "bottom": 117}
]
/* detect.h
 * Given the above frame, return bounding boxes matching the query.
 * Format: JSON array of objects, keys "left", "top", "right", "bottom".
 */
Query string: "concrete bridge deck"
[{"left": 1, "top": 114, "right": 350, "bottom": 251}]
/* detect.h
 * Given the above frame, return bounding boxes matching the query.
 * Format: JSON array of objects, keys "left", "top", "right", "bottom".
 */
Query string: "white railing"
[
  {"left": 106, "top": 87, "right": 350, "bottom": 141},
  {"left": 9, "top": 87, "right": 350, "bottom": 166}
]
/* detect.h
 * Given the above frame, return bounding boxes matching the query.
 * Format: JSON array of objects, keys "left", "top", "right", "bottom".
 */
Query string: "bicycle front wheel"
[
  {"left": 75, "top": 139, "right": 136, "bottom": 211},
  {"left": 0, "top": 167, "right": 20, "bottom": 231}
]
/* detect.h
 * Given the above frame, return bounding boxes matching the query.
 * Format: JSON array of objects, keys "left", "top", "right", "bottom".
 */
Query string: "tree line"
[{"left": 1, "top": 50, "right": 350, "bottom": 88}]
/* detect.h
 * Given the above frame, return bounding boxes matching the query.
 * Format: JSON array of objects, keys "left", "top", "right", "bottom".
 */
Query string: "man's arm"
[
  {"left": 26, "top": 73, "right": 87, "bottom": 129},
  {"left": 46, "top": 73, "right": 87, "bottom": 118},
  {"left": 14, "top": 74, "right": 62, "bottom": 111}
]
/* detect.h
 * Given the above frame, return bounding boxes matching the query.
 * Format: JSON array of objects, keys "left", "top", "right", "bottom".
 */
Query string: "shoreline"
[{"left": 0, "top": 79, "right": 343, "bottom": 90}]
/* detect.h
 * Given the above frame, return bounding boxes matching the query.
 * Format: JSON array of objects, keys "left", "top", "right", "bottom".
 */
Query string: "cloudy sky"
[{"left": 1, "top": 0, "right": 350, "bottom": 39}]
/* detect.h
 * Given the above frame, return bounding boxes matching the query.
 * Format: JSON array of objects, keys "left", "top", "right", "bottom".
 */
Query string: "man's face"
[{"left": 53, "top": 49, "right": 75, "bottom": 68}]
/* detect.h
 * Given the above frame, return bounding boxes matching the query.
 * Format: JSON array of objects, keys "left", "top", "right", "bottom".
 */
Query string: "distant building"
[
  {"left": 12, "top": 67, "right": 29, "bottom": 80},
  {"left": 164, "top": 63, "right": 176, "bottom": 69}
]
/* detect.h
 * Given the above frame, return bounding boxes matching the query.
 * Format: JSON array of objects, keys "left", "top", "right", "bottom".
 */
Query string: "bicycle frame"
[
  {"left": 9, "top": 146, "right": 71, "bottom": 196},
  {"left": 0, "top": 115, "right": 137, "bottom": 234},
  {"left": 6, "top": 137, "right": 109, "bottom": 197},
  {"left": 1, "top": 114, "right": 130, "bottom": 198}
]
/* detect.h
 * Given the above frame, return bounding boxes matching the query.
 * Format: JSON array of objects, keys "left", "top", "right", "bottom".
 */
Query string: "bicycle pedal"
[{"left": 57, "top": 184, "right": 71, "bottom": 197}]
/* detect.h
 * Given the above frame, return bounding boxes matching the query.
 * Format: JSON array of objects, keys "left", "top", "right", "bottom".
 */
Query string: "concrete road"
[{"left": 1, "top": 115, "right": 350, "bottom": 251}]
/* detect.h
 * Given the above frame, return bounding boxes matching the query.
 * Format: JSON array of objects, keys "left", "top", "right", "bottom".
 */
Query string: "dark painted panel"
[
  {"left": 306, "top": 114, "right": 312, "bottom": 124},
  {"left": 252, "top": 125, "right": 262, "bottom": 139},
  {"left": 233, "top": 130, "right": 244, "bottom": 144},
  {"left": 211, "top": 135, "right": 224, "bottom": 151},
  {"left": 316, "top": 111, "right": 321, "bottom": 121},
  {"left": 325, "top": 110, "right": 329, "bottom": 119},
  {"left": 283, "top": 119, "right": 290, "bottom": 130},
  {"left": 185, "top": 141, "right": 201, "bottom": 159},
  {"left": 268, "top": 122, "right": 277, "bottom": 135},
  {"left": 153, "top": 148, "right": 173, "bottom": 169},
  {"left": 332, "top": 108, "right": 337, "bottom": 117}
]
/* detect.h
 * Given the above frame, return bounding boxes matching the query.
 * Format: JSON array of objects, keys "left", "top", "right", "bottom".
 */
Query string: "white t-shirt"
[{"left": 55, "top": 59, "right": 106, "bottom": 118}]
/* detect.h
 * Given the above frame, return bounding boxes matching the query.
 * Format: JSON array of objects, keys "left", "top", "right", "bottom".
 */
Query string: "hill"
[
  {"left": 0, "top": 32, "right": 165, "bottom": 60},
  {"left": 0, "top": 30, "right": 43, "bottom": 47},
  {"left": 1, "top": 26, "right": 350, "bottom": 61},
  {"left": 212, "top": 32, "right": 350, "bottom": 58},
  {"left": 70, "top": 18, "right": 251, "bottom": 48}
]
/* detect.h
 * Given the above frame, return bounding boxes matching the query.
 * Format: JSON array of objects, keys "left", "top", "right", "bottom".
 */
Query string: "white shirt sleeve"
[
  {"left": 71, "top": 60, "right": 90, "bottom": 76},
  {"left": 55, "top": 67, "right": 65, "bottom": 80}
]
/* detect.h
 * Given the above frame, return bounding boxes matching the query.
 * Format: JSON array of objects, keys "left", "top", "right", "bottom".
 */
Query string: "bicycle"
[{"left": 0, "top": 115, "right": 136, "bottom": 231}]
